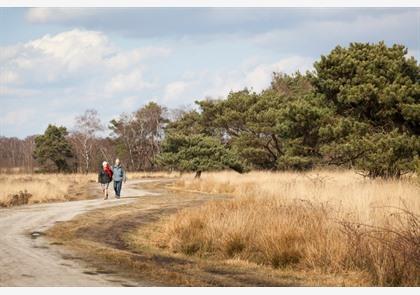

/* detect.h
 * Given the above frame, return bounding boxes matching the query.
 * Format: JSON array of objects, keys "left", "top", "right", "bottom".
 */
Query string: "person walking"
[
  {"left": 112, "top": 158, "right": 126, "bottom": 199},
  {"left": 98, "top": 161, "right": 113, "bottom": 200}
]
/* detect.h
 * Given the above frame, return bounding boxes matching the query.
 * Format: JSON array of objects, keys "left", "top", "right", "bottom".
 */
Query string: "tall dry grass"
[
  {"left": 0, "top": 174, "right": 97, "bottom": 207},
  {"left": 153, "top": 170, "right": 420, "bottom": 286}
]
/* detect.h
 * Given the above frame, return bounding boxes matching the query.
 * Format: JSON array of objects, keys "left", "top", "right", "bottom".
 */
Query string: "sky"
[{"left": 0, "top": 7, "right": 419, "bottom": 138}]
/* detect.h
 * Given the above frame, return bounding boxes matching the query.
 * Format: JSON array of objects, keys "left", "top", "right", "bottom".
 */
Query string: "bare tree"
[
  {"left": 71, "top": 109, "right": 104, "bottom": 173},
  {"left": 22, "top": 136, "right": 36, "bottom": 172},
  {"left": 109, "top": 112, "right": 137, "bottom": 170},
  {"left": 109, "top": 102, "right": 167, "bottom": 171},
  {"left": 132, "top": 102, "right": 167, "bottom": 169},
  {"left": 0, "top": 136, "right": 37, "bottom": 172}
]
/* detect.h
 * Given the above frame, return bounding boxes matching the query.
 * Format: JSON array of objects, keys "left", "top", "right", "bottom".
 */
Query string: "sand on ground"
[{"left": 0, "top": 179, "right": 155, "bottom": 287}]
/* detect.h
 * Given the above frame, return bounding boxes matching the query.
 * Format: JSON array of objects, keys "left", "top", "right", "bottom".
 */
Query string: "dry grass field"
[
  {"left": 127, "top": 171, "right": 181, "bottom": 179},
  {"left": 0, "top": 173, "right": 97, "bottom": 207},
  {"left": 2, "top": 169, "right": 419, "bottom": 286},
  {"left": 147, "top": 170, "right": 420, "bottom": 286},
  {"left": 48, "top": 179, "right": 363, "bottom": 286}
]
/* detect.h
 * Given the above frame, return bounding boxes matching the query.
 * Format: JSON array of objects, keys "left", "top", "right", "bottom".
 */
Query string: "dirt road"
[{"left": 0, "top": 179, "right": 156, "bottom": 287}]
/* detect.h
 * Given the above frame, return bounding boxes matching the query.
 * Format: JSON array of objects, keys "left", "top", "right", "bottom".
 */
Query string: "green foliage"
[
  {"left": 158, "top": 133, "right": 247, "bottom": 175},
  {"left": 312, "top": 42, "right": 420, "bottom": 177},
  {"left": 353, "top": 131, "right": 419, "bottom": 178},
  {"left": 312, "top": 42, "right": 419, "bottom": 133},
  {"left": 165, "top": 110, "right": 209, "bottom": 136},
  {"left": 196, "top": 74, "right": 331, "bottom": 171},
  {"left": 33, "top": 124, "right": 74, "bottom": 172},
  {"left": 270, "top": 72, "right": 313, "bottom": 96}
]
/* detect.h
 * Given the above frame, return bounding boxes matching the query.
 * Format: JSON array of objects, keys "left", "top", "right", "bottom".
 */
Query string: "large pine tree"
[{"left": 313, "top": 42, "right": 420, "bottom": 178}]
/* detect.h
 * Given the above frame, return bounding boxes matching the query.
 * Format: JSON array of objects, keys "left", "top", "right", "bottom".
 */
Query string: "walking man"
[{"left": 112, "top": 158, "right": 126, "bottom": 199}]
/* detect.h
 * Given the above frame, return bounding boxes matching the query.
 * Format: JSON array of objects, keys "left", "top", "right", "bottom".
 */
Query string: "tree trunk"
[
  {"left": 195, "top": 170, "right": 202, "bottom": 179},
  {"left": 84, "top": 148, "right": 90, "bottom": 174}
]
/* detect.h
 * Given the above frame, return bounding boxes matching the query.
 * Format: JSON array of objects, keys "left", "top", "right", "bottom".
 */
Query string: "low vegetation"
[
  {"left": 147, "top": 171, "right": 420, "bottom": 286},
  {"left": 0, "top": 174, "right": 97, "bottom": 207}
]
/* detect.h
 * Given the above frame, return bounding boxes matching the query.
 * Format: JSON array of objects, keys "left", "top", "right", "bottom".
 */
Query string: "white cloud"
[
  {"left": 28, "top": 29, "right": 113, "bottom": 61},
  {"left": 106, "top": 47, "right": 171, "bottom": 71},
  {"left": 0, "top": 109, "right": 35, "bottom": 126},
  {"left": 0, "top": 29, "right": 114, "bottom": 87},
  {"left": 0, "top": 29, "right": 174, "bottom": 137},
  {"left": 0, "top": 45, "right": 21, "bottom": 64},
  {"left": 202, "top": 73, "right": 243, "bottom": 98},
  {"left": 105, "top": 69, "right": 155, "bottom": 95},
  {"left": 251, "top": 10, "right": 419, "bottom": 55},
  {"left": 200, "top": 55, "right": 314, "bottom": 98},
  {"left": 158, "top": 55, "right": 314, "bottom": 107},
  {"left": 0, "top": 69, "right": 21, "bottom": 85},
  {"left": 0, "top": 86, "right": 40, "bottom": 98},
  {"left": 0, "top": 29, "right": 171, "bottom": 98},
  {"left": 106, "top": 50, "right": 144, "bottom": 71},
  {"left": 121, "top": 96, "right": 141, "bottom": 110},
  {"left": 244, "top": 56, "right": 314, "bottom": 92},
  {"left": 163, "top": 81, "right": 190, "bottom": 102}
]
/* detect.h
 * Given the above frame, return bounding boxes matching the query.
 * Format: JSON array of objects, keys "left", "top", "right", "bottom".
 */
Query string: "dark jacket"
[{"left": 98, "top": 170, "right": 112, "bottom": 184}]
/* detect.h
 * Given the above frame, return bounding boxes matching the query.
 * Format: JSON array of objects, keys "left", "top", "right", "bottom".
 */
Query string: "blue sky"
[{"left": 0, "top": 7, "right": 419, "bottom": 138}]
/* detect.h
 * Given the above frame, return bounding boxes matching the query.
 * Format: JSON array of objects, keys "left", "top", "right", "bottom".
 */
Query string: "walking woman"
[{"left": 98, "top": 161, "right": 113, "bottom": 200}]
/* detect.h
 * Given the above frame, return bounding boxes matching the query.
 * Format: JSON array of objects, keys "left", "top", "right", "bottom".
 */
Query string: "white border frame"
[{"left": 0, "top": 0, "right": 419, "bottom": 7}]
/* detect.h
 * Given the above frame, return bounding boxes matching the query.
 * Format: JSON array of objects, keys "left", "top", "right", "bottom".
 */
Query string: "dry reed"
[{"left": 153, "top": 170, "right": 420, "bottom": 286}]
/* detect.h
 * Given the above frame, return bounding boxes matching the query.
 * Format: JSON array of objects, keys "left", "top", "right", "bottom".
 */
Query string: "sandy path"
[{"left": 0, "top": 179, "right": 157, "bottom": 287}]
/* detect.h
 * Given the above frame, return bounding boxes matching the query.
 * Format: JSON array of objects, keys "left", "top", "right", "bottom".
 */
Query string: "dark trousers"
[{"left": 114, "top": 180, "right": 123, "bottom": 197}]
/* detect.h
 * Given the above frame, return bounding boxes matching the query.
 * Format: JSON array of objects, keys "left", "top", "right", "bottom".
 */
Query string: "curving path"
[{"left": 0, "top": 179, "right": 156, "bottom": 287}]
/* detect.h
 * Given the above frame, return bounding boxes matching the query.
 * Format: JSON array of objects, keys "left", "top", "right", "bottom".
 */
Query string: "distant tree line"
[
  {"left": 0, "top": 136, "right": 36, "bottom": 172},
  {"left": 1, "top": 42, "right": 419, "bottom": 178}
]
